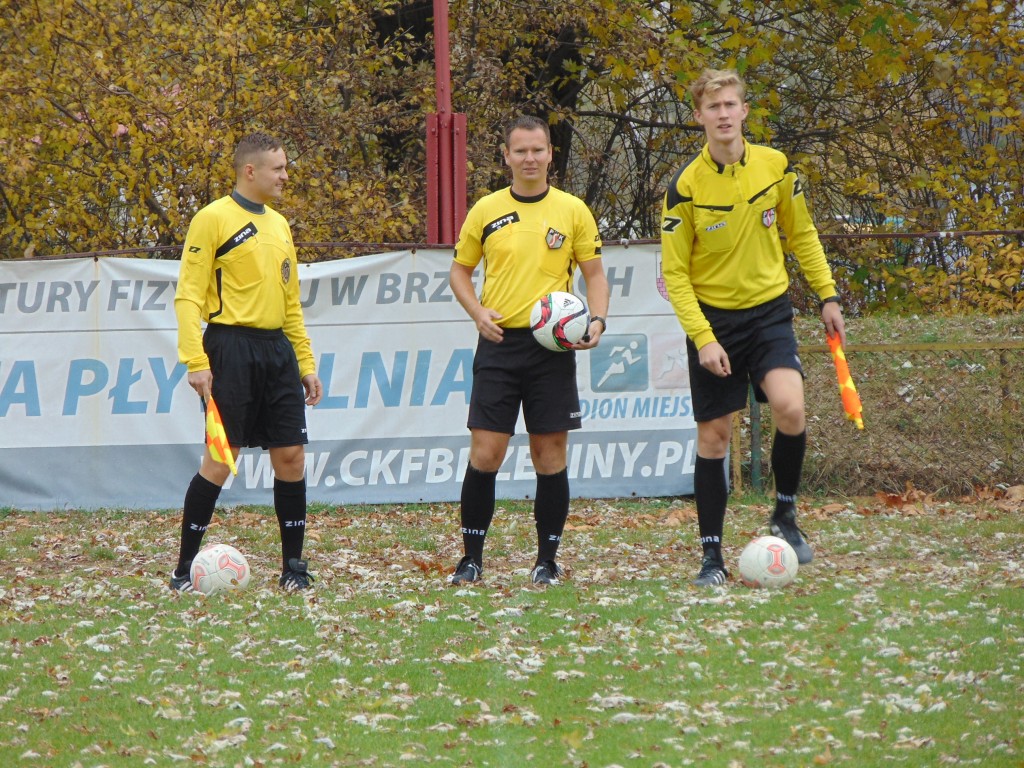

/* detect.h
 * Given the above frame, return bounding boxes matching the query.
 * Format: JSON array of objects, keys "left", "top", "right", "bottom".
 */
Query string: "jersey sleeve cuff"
[{"left": 692, "top": 330, "right": 718, "bottom": 349}]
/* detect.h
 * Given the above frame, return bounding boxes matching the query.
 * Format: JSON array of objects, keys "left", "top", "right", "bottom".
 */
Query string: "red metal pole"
[
  {"left": 427, "top": 0, "right": 466, "bottom": 245},
  {"left": 439, "top": 113, "right": 453, "bottom": 244},
  {"left": 452, "top": 113, "right": 467, "bottom": 237},
  {"left": 426, "top": 114, "right": 440, "bottom": 244},
  {"left": 433, "top": 0, "right": 452, "bottom": 118}
]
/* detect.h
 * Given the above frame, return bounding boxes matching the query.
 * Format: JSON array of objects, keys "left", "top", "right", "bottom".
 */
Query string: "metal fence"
[{"left": 733, "top": 341, "right": 1024, "bottom": 498}]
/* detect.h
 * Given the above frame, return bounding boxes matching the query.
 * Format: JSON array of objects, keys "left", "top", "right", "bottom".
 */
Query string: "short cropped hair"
[
  {"left": 233, "top": 132, "right": 284, "bottom": 174},
  {"left": 504, "top": 115, "right": 551, "bottom": 146},
  {"left": 688, "top": 68, "right": 747, "bottom": 110}
]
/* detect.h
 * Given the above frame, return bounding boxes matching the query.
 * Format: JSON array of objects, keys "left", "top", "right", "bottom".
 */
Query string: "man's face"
[
  {"left": 503, "top": 127, "right": 551, "bottom": 188},
  {"left": 247, "top": 148, "right": 289, "bottom": 203},
  {"left": 694, "top": 85, "right": 749, "bottom": 144}
]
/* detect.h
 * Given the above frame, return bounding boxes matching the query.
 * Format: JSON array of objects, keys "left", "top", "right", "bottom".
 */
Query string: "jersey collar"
[
  {"left": 701, "top": 140, "right": 750, "bottom": 175},
  {"left": 509, "top": 186, "right": 551, "bottom": 204},
  {"left": 231, "top": 190, "right": 266, "bottom": 215}
]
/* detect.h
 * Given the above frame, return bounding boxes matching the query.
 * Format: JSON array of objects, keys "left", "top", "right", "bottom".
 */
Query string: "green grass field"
[{"left": 1, "top": 495, "right": 1022, "bottom": 767}]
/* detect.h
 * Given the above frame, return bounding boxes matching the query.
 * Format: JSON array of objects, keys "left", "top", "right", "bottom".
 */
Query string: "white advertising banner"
[{"left": 0, "top": 246, "right": 696, "bottom": 510}]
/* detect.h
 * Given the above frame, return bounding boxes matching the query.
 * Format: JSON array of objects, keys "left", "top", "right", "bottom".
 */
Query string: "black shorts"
[
  {"left": 468, "top": 329, "right": 582, "bottom": 435},
  {"left": 687, "top": 294, "right": 803, "bottom": 423},
  {"left": 203, "top": 323, "right": 309, "bottom": 449}
]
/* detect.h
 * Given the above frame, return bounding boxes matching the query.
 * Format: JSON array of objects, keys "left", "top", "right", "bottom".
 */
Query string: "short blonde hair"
[{"left": 688, "top": 68, "right": 746, "bottom": 110}]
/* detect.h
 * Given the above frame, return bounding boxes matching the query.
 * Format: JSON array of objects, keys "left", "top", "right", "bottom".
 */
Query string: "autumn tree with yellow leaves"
[{"left": 1, "top": 0, "right": 1020, "bottom": 312}]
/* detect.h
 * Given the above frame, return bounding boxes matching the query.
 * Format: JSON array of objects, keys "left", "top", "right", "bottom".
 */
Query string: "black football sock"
[
  {"left": 274, "top": 478, "right": 307, "bottom": 571},
  {"left": 460, "top": 464, "right": 497, "bottom": 565},
  {"left": 534, "top": 468, "right": 570, "bottom": 564},
  {"left": 694, "top": 455, "right": 728, "bottom": 560},
  {"left": 175, "top": 473, "right": 221, "bottom": 576},
  {"left": 771, "top": 429, "right": 807, "bottom": 514}
]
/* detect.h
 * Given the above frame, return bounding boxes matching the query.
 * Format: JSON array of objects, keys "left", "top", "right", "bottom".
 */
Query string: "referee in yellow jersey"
[
  {"left": 660, "top": 69, "right": 847, "bottom": 587},
  {"left": 449, "top": 115, "right": 610, "bottom": 586},
  {"left": 170, "top": 132, "right": 323, "bottom": 592}
]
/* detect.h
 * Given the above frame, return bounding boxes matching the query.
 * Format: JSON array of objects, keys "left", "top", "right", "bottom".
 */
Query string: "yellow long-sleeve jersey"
[
  {"left": 660, "top": 141, "right": 837, "bottom": 349},
  {"left": 174, "top": 194, "right": 315, "bottom": 377}
]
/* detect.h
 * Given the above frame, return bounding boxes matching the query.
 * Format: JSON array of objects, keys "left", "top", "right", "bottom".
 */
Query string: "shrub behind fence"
[{"left": 734, "top": 341, "right": 1024, "bottom": 497}]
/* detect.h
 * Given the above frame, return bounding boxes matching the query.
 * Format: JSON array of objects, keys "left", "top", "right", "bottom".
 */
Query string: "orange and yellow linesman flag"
[
  {"left": 827, "top": 332, "right": 864, "bottom": 430},
  {"left": 204, "top": 395, "right": 238, "bottom": 475}
]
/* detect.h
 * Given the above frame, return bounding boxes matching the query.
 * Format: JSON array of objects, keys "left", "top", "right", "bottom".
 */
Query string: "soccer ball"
[
  {"left": 189, "top": 543, "right": 251, "bottom": 595},
  {"left": 737, "top": 535, "right": 798, "bottom": 589},
  {"left": 530, "top": 291, "right": 590, "bottom": 351}
]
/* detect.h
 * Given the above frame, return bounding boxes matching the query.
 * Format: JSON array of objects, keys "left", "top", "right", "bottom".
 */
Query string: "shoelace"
[
  {"left": 453, "top": 557, "right": 481, "bottom": 580},
  {"left": 282, "top": 569, "right": 315, "bottom": 589},
  {"left": 533, "top": 561, "right": 562, "bottom": 583}
]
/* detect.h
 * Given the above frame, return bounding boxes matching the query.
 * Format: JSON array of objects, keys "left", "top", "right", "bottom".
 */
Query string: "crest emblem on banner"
[
  {"left": 762, "top": 208, "right": 776, "bottom": 228},
  {"left": 281, "top": 259, "right": 291, "bottom": 283},
  {"left": 546, "top": 227, "right": 566, "bottom": 249}
]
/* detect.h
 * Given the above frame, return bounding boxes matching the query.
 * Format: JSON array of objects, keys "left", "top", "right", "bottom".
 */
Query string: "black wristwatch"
[
  {"left": 589, "top": 316, "right": 607, "bottom": 333},
  {"left": 819, "top": 296, "right": 841, "bottom": 311}
]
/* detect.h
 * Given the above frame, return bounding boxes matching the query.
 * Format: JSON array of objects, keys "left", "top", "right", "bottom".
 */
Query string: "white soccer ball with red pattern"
[
  {"left": 738, "top": 535, "right": 798, "bottom": 588},
  {"left": 189, "top": 543, "right": 251, "bottom": 595},
  {"left": 530, "top": 291, "right": 590, "bottom": 352}
]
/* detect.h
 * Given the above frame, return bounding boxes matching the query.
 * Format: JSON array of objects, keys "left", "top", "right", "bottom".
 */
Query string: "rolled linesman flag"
[
  {"left": 826, "top": 332, "right": 864, "bottom": 430},
  {"left": 204, "top": 395, "right": 238, "bottom": 475}
]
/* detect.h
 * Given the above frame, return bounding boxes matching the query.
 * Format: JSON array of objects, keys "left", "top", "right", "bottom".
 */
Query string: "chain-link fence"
[{"left": 732, "top": 341, "right": 1024, "bottom": 497}]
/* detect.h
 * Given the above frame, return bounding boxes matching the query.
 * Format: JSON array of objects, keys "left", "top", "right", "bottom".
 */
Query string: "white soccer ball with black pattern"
[
  {"left": 189, "top": 543, "right": 251, "bottom": 595},
  {"left": 738, "top": 535, "right": 799, "bottom": 589},
  {"left": 530, "top": 291, "right": 590, "bottom": 352}
]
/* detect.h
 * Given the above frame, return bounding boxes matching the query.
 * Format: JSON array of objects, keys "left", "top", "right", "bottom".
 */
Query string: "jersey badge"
[
  {"left": 281, "top": 259, "right": 291, "bottom": 284},
  {"left": 762, "top": 208, "right": 776, "bottom": 228},
  {"left": 546, "top": 227, "right": 566, "bottom": 249}
]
